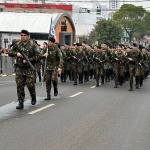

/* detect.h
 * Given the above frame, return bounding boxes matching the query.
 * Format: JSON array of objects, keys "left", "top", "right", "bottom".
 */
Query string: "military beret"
[
  {"left": 43, "top": 42, "right": 48, "bottom": 45},
  {"left": 65, "top": 42, "right": 69, "bottom": 46},
  {"left": 48, "top": 37, "right": 55, "bottom": 43},
  {"left": 76, "top": 43, "right": 81, "bottom": 46},
  {"left": 139, "top": 45, "right": 143, "bottom": 49},
  {"left": 21, "top": 30, "right": 30, "bottom": 35},
  {"left": 132, "top": 43, "right": 137, "bottom": 47},
  {"left": 82, "top": 41, "right": 86, "bottom": 44},
  {"left": 97, "top": 45, "right": 101, "bottom": 49}
]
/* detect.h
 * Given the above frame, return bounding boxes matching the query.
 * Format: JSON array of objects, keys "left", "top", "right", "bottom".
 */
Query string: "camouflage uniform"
[
  {"left": 70, "top": 45, "right": 85, "bottom": 85},
  {"left": 60, "top": 48, "right": 67, "bottom": 82},
  {"left": 41, "top": 44, "right": 63, "bottom": 98},
  {"left": 126, "top": 48, "right": 143, "bottom": 91},
  {"left": 88, "top": 50, "right": 94, "bottom": 79},
  {"left": 82, "top": 46, "right": 89, "bottom": 82},
  {"left": 103, "top": 48, "right": 112, "bottom": 82},
  {"left": 35, "top": 48, "right": 43, "bottom": 82},
  {"left": 8, "top": 40, "right": 40, "bottom": 104},
  {"left": 113, "top": 49, "right": 126, "bottom": 88},
  {"left": 93, "top": 48, "right": 107, "bottom": 86}
]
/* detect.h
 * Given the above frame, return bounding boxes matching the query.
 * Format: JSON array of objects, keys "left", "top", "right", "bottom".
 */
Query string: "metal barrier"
[{"left": 0, "top": 55, "right": 15, "bottom": 75}]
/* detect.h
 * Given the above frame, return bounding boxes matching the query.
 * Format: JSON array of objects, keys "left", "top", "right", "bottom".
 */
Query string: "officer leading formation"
[{"left": 8, "top": 29, "right": 150, "bottom": 109}]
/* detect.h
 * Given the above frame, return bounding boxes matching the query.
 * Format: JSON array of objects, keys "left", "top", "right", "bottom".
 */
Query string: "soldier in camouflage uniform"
[
  {"left": 113, "top": 45, "right": 126, "bottom": 88},
  {"left": 93, "top": 45, "right": 107, "bottom": 87},
  {"left": 87, "top": 45, "right": 94, "bottom": 79},
  {"left": 126, "top": 43, "right": 143, "bottom": 91},
  {"left": 102, "top": 43, "right": 112, "bottom": 83},
  {"left": 8, "top": 30, "right": 41, "bottom": 109},
  {"left": 60, "top": 44, "right": 67, "bottom": 82},
  {"left": 34, "top": 41, "right": 42, "bottom": 83},
  {"left": 70, "top": 43, "right": 86, "bottom": 85},
  {"left": 41, "top": 37, "right": 63, "bottom": 100},
  {"left": 82, "top": 41, "right": 89, "bottom": 82}
]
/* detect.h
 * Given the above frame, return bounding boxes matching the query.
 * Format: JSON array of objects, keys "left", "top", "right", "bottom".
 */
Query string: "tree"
[
  {"left": 89, "top": 19, "right": 123, "bottom": 46},
  {"left": 113, "top": 4, "right": 148, "bottom": 42}
]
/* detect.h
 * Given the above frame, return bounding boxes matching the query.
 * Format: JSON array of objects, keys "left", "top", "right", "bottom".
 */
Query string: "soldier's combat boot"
[
  {"left": 136, "top": 76, "right": 139, "bottom": 89},
  {"left": 114, "top": 81, "right": 118, "bottom": 88},
  {"left": 129, "top": 83, "right": 133, "bottom": 91},
  {"left": 140, "top": 76, "right": 143, "bottom": 87},
  {"left": 54, "top": 88, "right": 58, "bottom": 96},
  {"left": 96, "top": 82, "right": 99, "bottom": 87},
  {"left": 31, "top": 95, "right": 36, "bottom": 105},
  {"left": 16, "top": 101, "right": 24, "bottom": 109},
  {"left": 119, "top": 76, "right": 123, "bottom": 86},
  {"left": 45, "top": 93, "right": 51, "bottom": 100},
  {"left": 38, "top": 73, "right": 41, "bottom": 82},
  {"left": 73, "top": 82, "right": 77, "bottom": 85},
  {"left": 101, "top": 75, "right": 104, "bottom": 85}
]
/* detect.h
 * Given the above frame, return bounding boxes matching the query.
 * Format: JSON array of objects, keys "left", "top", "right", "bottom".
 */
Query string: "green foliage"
[
  {"left": 89, "top": 19, "right": 123, "bottom": 46},
  {"left": 113, "top": 4, "right": 150, "bottom": 41}
]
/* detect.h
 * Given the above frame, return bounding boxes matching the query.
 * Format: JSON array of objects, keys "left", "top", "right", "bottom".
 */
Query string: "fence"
[{"left": 0, "top": 55, "right": 15, "bottom": 75}]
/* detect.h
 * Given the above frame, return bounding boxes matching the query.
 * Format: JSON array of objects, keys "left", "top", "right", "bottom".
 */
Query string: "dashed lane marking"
[
  {"left": 90, "top": 83, "right": 101, "bottom": 88},
  {"left": 27, "top": 104, "right": 55, "bottom": 115},
  {"left": 69, "top": 92, "right": 83, "bottom": 98},
  {"left": 91, "top": 85, "right": 96, "bottom": 88}
]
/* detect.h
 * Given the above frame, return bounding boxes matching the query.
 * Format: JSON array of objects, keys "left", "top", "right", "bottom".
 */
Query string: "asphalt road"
[{"left": 0, "top": 75, "right": 150, "bottom": 150}]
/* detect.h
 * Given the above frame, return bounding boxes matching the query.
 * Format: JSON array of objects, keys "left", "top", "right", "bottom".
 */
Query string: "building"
[{"left": 0, "top": 12, "right": 75, "bottom": 48}]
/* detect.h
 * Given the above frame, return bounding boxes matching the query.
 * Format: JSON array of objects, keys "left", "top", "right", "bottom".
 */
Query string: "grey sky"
[{"left": 124, "top": 0, "right": 150, "bottom": 10}]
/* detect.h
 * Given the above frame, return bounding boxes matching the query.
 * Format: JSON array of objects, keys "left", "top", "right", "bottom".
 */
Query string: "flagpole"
[{"left": 42, "top": 17, "right": 53, "bottom": 87}]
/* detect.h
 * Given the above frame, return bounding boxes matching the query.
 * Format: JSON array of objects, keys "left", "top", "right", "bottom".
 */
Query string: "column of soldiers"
[
  {"left": 8, "top": 29, "right": 150, "bottom": 109},
  {"left": 56, "top": 42, "right": 150, "bottom": 92}
]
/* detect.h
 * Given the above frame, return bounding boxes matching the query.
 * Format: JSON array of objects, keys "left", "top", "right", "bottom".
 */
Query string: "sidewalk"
[{"left": 0, "top": 73, "right": 16, "bottom": 77}]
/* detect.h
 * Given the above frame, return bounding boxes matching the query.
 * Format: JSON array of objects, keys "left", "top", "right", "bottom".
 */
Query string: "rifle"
[
  {"left": 19, "top": 51, "right": 37, "bottom": 72},
  {"left": 142, "top": 62, "right": 149, "bottom": 69},
  {"left": 116, "top": 56, "right": 128, "bottom": 69},
  {"left": 42, "top": 47, "right": 48, "bottom": 87},
  {"left": 130, "top": 54, "right": 142, "bottom": 68}
]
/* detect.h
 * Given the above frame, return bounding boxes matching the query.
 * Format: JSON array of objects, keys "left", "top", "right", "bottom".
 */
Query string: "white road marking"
[
  {"left": 90, "top": 83, "right": 101, "bottom": 88},
  {"left": 27, "top": 104, "right": 55, "bottom": 115},
  {"left": 91, "top": 86, "right": 96, "bottom": 88},
  {"left": 69, "top": 92, "right": 83, "bottom": 97}
]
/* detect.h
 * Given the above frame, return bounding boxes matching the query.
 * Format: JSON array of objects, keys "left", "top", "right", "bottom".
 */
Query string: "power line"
[{"left": 45, "top": 0, "right": 150, "bottom": 2}]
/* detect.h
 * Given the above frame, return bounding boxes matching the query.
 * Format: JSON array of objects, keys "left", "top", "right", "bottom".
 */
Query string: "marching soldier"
[
  {"left": 82, "top": 41, "right": 89, "bottom": 82},
  {"left": 8, "top": 30, "right": 41, "bottom": 109},
  {"left": 113, "top": 45, "right": 126, "bottom": 88},
  {"left": 93, "top": 45, "right": 107, "bottom": 87},
  {"left": 41, "top": 37, "right": 63, "bottom": 100},
  {"left": 126, "top": 43, "right": 143, "bottom": 91},
  {"left": 102, "top": 43, "right": 112, "bottom": 83},
  {"left": 70, "top": 43, "right": 86, "bottom": 85}
]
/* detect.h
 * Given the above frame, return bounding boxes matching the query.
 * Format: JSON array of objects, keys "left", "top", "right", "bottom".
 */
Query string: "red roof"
[{"left": 0, "top": 3, "right": 72, "bottom": 11}]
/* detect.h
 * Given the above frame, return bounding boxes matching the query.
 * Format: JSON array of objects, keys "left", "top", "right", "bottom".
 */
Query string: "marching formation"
[
  {"left": 8, "top": 30, "right": 150, "bottom": 109},
  {"left": 57, "top": 42, "right": 150, "bottom": 91}
]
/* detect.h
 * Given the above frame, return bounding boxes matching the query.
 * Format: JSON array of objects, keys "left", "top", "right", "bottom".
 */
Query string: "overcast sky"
[
  {"left": 55, "top": 0, "right": 150, "bottom": 11},
  {"left": 123, "top": 0, "right": 150, "bottom": 10}
]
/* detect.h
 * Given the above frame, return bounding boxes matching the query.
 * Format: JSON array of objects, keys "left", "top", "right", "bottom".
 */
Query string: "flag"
[{"left": 48, "top": 17, "right": 56, "bottom": 39}]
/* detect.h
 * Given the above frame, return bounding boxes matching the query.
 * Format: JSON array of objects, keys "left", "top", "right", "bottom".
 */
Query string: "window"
[{"left": 30, "top": 34, "right": 48, "bottom": 40}]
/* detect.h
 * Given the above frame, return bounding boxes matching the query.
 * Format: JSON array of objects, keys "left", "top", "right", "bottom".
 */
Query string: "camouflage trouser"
[
  {"left": 36, "top": 63, "right": 42, "bottom": 81},
  {"left": 140, "top": 66, "right": 144, "bottom": 77},
  {"left": 15, "top": 67, "right": 36, "bottom": 102},
  {"left": 72, "top": 62, "right": 83, "bottom": 83},
  {"left": 95, "top": 65, "right": 104, "bottom": 84},
  {"left": 129, "top": 65, "right": 141, "bottom": 83},
  {"left": 114, "top": 65, "right": 125, "bottom": 82},
  {"left": 45, "top": 69, "right": 57, "bottom": 95}
]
